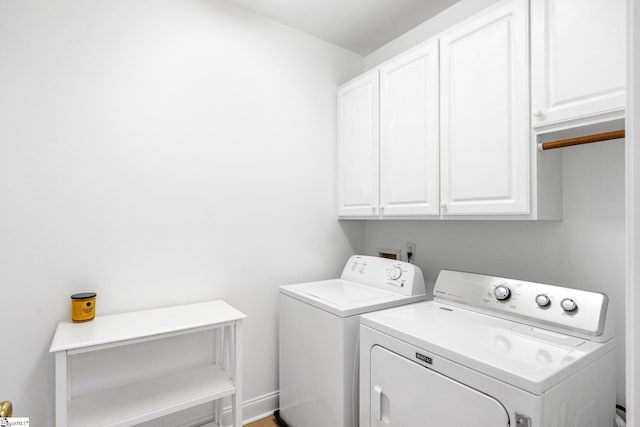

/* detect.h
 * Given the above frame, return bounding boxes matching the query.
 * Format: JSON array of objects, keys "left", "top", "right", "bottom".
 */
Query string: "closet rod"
[{"left": 538, "top": 129, "right": 625, "bottom": 151}]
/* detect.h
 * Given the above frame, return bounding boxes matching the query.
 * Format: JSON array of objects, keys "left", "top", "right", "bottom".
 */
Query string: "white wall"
[
  {"left": 0, "top": 0, "right": 364, "bottom": 424},
  {"left": 365, "top": 0, "right": 500, "bottom": 69},
  {"left": 365, "top": 141, "right": 627, "bottom": 404},
  {"left": 626, "top": 0, "right": 639, "bottom": 423}
]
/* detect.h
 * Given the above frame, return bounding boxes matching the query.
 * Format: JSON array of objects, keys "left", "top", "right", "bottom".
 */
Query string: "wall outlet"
[{"left": 406, "top": 242, "right": 416, "bottom": 262}]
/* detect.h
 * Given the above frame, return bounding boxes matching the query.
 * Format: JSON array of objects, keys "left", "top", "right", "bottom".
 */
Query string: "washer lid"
[
  {"left": 280, "top": 279, "right": 425, "bottom": 317},
  {"left": 361, "top": 301, "right": 615, "bottom": 395}
]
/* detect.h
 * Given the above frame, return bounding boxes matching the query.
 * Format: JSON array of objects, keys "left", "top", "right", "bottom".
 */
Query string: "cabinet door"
[
  {"left": 440, "top": 0, "right": 529, "bottom": 216},
  {"left": 531, "top": 0, "right": 625, "bottom": 129},
  {"left": 337, "top": 72, "right": 380, "bottom": 218},
  {"left": 379, "top": 41, "right": 440, "bottom": 217}
]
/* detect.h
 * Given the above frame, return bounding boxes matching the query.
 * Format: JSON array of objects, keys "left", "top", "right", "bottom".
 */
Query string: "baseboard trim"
[
  {"left": 227, "top": 390, "right": 279, "bottom": 425},
  {"left": 198, "top": 390, "right": 279, "bottom": 426}
]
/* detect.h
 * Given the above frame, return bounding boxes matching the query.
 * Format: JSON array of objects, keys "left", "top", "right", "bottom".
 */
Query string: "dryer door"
[{"left": 369, "top": 346, "right": 509, "bottom": 427}]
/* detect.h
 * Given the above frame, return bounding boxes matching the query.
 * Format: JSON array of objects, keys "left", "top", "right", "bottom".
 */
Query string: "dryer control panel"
[
  {"left": 433, "top": 270, "right": 610, "bottom": 341},
  {"left": 341, "top": 255, "right": 426, "bottom": 297}
]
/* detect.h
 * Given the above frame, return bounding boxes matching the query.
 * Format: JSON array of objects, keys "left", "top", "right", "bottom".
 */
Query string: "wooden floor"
[{"left": 245, "top": 415, "right": 279, "bottom": 427}]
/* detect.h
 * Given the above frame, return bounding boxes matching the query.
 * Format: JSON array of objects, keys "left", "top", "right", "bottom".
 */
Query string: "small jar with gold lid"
[{"left": 71, "top": 292, "right": 97, "bottom": 322}]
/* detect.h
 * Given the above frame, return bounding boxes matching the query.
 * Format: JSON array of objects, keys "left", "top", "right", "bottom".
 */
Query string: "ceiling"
[{"left": 222, "top": 0, "right": 461, "bottom": 55}]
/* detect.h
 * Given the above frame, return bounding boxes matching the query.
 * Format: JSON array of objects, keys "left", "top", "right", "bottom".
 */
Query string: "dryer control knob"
[
  {"left": 535, "top": 294, "right": 550, "bottom": 307},
  {"left": 390, "top": 266, "right": 402, "bottom": 280},
  {"left": 493, "top": 285, "right": 511, "bottom": 301},
  {"left": 561, "top": 298, "right": 578, "bottom": 312}
]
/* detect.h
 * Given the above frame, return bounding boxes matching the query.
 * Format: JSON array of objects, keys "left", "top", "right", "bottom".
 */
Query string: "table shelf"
[
  {"left": 51, "top": 300, "right": 245, "bottom": 427},
  {"left": 68, "top": 365, "right": 234, "bottom": 427}
]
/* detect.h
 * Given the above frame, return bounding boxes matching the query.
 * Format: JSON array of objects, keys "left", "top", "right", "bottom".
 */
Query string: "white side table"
[{"left": 50, "top": 300, "right": 246, "bottom": 427}]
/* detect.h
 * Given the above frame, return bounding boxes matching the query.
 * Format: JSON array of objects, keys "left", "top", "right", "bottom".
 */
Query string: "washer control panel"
[
  {"left": 341, "top": 255, "right": 426, "bottom": 297},
  {"left": 433, "top": 270, "right": 609, "bottom": 339}
]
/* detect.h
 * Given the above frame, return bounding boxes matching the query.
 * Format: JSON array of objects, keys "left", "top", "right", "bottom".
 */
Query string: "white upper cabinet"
[
  {"left": 531, "top": 0, "right": 626, "bottom": 130},
  {"left": 337, "top": 71, "right": 379, "bottom": 218},
  {"left": 336, "top": 0, "right": 563, "bottom": 220},
  {"left": 439, "top": 0, "right": 529, "bottom": 215},
  {"left": 379, "top": 40, "right": 440, "bottom": 217}
]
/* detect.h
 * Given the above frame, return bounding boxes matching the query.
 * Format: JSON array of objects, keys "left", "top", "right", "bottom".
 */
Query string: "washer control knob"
[
  {"left": 561, "top": 298, "right": 578, "bottom": 312},
  {"left": 535, "top": 294, "right": 551, "bottom": 307},
  {"left": 390, "top": 266, "right": 402, "bottom": 280},
  {"left": 493, "top": 285, "right": 511, "bottom": 301}
]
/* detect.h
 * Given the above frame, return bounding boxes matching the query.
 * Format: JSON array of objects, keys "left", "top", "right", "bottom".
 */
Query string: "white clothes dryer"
[
  {"left": 360, "top": 270, "right": 616, "bottom": 427},
  {"left": 278, "top": 255, "right": 427, "bottom": 427}
]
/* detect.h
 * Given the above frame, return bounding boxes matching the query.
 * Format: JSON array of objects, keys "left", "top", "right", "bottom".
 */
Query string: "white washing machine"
[
  {"left": 278, "top": 255, "right": 427, "bottom": 427},
  {"left": 360, "top": 269, "right": 616, "bottom": 427}
]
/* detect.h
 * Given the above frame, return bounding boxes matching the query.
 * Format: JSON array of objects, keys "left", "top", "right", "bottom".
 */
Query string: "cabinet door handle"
[
  {"left": 373, "top": 385, "right": 383, "bottom": 421},
  {"left": 533, "top": 110, "right": 544, "bottom": 118},
  {"left": 440, "top": 202, "right": 447, "bottom": 209}
]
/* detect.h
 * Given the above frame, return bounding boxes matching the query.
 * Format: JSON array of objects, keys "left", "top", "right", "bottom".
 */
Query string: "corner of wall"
[{"left": 364, "top": 0, "right": 502, "bottom": 69}]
